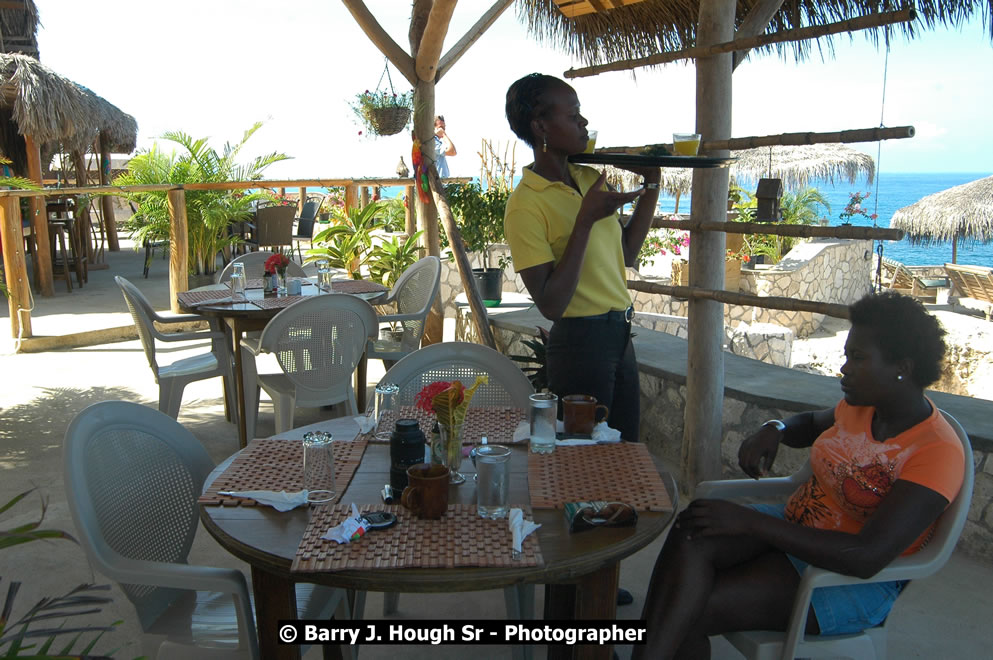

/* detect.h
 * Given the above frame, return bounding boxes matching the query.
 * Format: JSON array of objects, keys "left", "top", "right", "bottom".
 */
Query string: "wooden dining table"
[
  {"left": 199, "top": 416, "right": 677, "bottom": 660},
  {"left": 178, "top": 279, "right": 388, "bottom": 448}
]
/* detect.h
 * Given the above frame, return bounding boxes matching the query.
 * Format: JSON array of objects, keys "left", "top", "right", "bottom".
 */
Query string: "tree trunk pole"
[
  {"left": 405, "top": 185, "right": 416, "bottom": 236},
  {"left": 24, "top": 135, "right": 53, "bottom": 296},
  {"left": 298, "top": 186, "right": 307, "bottom": 215},
  {"left": 0, "top": 196, "right": 31, "bottom": 339},
  {"left": 97, "top": 136, "right": 120, "bottom": 251},
  {"left": 168, "top": 189, "right": 189, "bottom": 313},
  {"left": 684, "top": 0, "right": 736, "bottom": 492}
]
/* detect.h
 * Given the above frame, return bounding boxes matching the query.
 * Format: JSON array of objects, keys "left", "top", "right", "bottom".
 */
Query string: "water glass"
[
  {"left": 373, "top": 382, "right": 399, "bottom": 440},
  {"left": 229, "top": 262, "right": 246, "bottom": 302},
  {"left": 302, "top": 431, "right": 335, "bottom": 503},
  {"left": 529, "top": 392, "right": 558, "bottom": 454},
  {"left": 475, "top": 444, "right": 511, "bottom": 519},
  {"left": 316, "top": 259, "right": 332, "bottom": 292}
]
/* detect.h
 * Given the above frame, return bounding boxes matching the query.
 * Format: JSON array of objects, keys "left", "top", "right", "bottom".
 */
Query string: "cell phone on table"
[{"left": 362, "top": 511, "right": 398, "bottom": 529}]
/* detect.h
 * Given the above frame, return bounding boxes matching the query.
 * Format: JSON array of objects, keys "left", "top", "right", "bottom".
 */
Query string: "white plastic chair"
[
  {"left": 116, "top": 276, "right": 234, "bottom": 419},
  {"left": 240, "top": 294, "right": 378, "bottom": 440},
  {"left": 63, "top": 400, "right": 351, "bottom": 659},
  {"left": 365, "top": 256, "right": 441, "bottom": 370},
  {"left": 375, "top": 341, "right": 535, "bottom": 657},
  {"left": 215, "top": 250, "right": 306, "bottom": 284},
  {"left": 696, "top": 409, "right": 975, "bottom": 660}
]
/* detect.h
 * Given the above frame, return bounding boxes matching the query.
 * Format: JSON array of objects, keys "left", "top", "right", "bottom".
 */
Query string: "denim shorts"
[{"left": 749, "top": 503, "right": 906, "bottom": 635}]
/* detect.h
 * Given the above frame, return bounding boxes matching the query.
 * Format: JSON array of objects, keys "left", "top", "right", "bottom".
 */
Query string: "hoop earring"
[
  {"left": 542, "top": 135, "right": 547, "bottom": 153},
  {"left": 897, "top": 375, "right": 904, "bottom": 381}
]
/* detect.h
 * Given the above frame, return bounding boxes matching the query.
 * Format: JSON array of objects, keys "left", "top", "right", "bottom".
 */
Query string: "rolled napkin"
[
  {"left": 591, "top": 421, "right": 622, "bottom": 444},
  {"left": 508, "top": 508, "right": 541, "bottom": 560},
  {"left": 354, "top": 415, "right": 375, "bottom": 434},
  {"left": 321, "top": 503, "right": 370, "bottom": 544},
  {"left": 218, "top": 489, "right": 308, "bottom": 512}
]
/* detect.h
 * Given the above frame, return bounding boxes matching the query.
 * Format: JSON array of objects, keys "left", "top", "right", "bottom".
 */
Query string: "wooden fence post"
[
  {"left": 0, "top": 196, "right": 32, "bottom": 338},
  {"left": 168, "top": 189, "right": 189, "bottom": 313},
  {"left": 97, "top": 136, "right": 120, "bottom": 251},
  {"left": 24, "top": 136, "right": 53, "bottom": 296}
]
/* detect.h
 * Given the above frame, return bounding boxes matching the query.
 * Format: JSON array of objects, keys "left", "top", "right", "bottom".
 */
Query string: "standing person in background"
[{"left": 433, "top": 115, "right": 456, "bottom": 177}]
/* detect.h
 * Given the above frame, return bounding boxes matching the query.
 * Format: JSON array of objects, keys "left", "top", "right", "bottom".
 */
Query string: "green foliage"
[
  {"left": 350, "top": 89, "right": 413, "bottom": 135},
  {"left": 733, "top": 185, "right": 829, "bottom": 264},
  {"left": 1, "top": 490, "right": 120, "bottom": 658},
  {"left": 113, "top": 122, "right": 290, "bottom": 275},
  {"left": 0, "top": 160, "right": 42, "bottom": 299},
  {"left": 506, "top": 327, "right": 550, "bottom": 392},
  {"left": 367, "top": 230, "right": 424, "bottom": 289},
  {"left": 378, "top": 196, "right": 407, "bottom": 233},
  {"left": 443, "top": 182, "right": 512, "bottom": 269},
  {"left": 307, "top": 201, "right": 391, "bottom": 278}
]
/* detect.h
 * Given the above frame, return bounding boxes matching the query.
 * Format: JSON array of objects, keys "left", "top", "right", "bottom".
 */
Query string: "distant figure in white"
[{"left": 433, "top": 115, "right": 457, "bottom": 177}]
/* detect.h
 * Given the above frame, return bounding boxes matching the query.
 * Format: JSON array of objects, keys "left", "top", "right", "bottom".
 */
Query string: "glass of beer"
[
  {"left": 585, "top": 130, "right": 598, "bottom": 154},
  {"left": 672, "top": 133, "right": 701, "bottom": 156}
]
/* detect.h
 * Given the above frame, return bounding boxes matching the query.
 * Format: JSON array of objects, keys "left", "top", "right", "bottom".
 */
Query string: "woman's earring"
[
  {"left": 542, "top": 135, "right": 547, "bottom": 153},
  {"left": 897, "top": 374, "right": 904, "bottom": 381}
]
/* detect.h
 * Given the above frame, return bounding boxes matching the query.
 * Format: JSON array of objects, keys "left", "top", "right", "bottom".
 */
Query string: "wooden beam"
[
  {"left": 167, "top": 189, "right": 189, "bottom": 314},
  {"left": 97, "top": 135, "right": 121, "bottom": 251},
  {"left": 24, "top": 135, "right": 53, "bottom": 296},
  {"left": 601, "top": 125, "right": 915, "bottom": 156},
  {"left": 627, "top": 279, "right": 851, "bottom": 318},
  {"left": 342, "top": 0, "right": 417, "bottom": 86},
  {"left": 436, "top": 0, "right": 514, "bottom": 82},
  {"left": 0, "top": 1, "right": 29, "bottom": 10},
  {"left": 565, "top": 8, "right": 916, "bottom": 78},
  {"left": 415, "top": 0, "right": 457, "bottom": 82},
  {"left": 651, "top": 217, "right": 904, "bottom": 241},
  {"left": 731, "top": 0, "right": 785, "bottom": 70},
  {"left": 0, "top": 196, "right": 31, "bottom": 339},
  {"left": 427, "top": 166, "right": 496, "bottom": 350}
]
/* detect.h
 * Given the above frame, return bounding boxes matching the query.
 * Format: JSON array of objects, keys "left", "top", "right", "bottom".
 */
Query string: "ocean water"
[{"left": 318, "top": 171, "right": 993, "bottom": 268}]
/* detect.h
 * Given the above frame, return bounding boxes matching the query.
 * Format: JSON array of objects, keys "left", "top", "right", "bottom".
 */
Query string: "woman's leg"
[{"left": 635, "top": 527, "right": 810, "bottom": 659}]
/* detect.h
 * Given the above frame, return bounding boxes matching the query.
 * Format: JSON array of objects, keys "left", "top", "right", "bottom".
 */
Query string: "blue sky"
[{"left": 35, "top": 1, "right": 993, "bottom": 177}]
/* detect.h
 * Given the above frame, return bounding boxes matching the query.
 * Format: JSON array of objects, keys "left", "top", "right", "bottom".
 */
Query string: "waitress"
[{"left": 503, "top": 73, "right": 661, "bottom": 442}]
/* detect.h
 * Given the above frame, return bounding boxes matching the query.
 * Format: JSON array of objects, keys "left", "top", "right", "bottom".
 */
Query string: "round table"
[{"left": 199, "top": 416, "right": 677, "bottom": 660}]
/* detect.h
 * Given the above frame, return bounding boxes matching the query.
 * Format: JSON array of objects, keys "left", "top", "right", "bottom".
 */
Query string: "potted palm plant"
[
  {"left": 367, "top": 230, "right": 424, "bottom": 343},
  {"left": 444, "top": 181, "right": 512, "bottom": 306}
]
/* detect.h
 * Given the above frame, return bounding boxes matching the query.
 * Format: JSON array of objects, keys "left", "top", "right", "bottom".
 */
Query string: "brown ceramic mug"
[
  {"left": 562, "top": 394, "right": 609, "bottom": 435},
  {"left": 400, "top": 463, "right": 450, "bottom": 519}
]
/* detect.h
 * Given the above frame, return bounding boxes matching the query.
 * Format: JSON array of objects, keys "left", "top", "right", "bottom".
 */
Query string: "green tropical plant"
[
  {"left": 506, "top": 327, "right": 550, "bottom": 392},
  {"left": 1, "top": 490, "right": 121, "bottom": 658},
  {"left": 733, "top": 185, "right": 829, "bottom": 264},
  {"left": 367, "top": 230, "right": 424, "bottom": 289},
  {"left": 378, "top": 196, "right": 407, "bottom": 232},
  {"left": 306, "top": 200, "right": 390, "bottom": 278},
  {"left": 113, "top": 122, "right": 289, "bottom": 275},
  {"left": 443, "top": 182, "right": 512, "bottom": 269}
]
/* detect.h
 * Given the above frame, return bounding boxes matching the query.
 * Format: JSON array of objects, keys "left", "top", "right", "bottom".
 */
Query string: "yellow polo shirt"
[{"left": 503, "top": 163, "right": 631, "bottom": 318}]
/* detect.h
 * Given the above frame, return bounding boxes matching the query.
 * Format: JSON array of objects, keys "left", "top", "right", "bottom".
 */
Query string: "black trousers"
[{"left": 545, "top": 315, "right": 640, "bottom": 441}]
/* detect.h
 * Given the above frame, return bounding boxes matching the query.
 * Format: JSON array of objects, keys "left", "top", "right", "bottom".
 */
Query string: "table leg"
[
  {"left": 356, "top": 351, "right": 368, "bottom": 413},
  {"left": 545, "top": 562, "right": 619, "bottom": 660},
  {"left": 231, "top": 321, "right": 248, "bottom": 448},
  {"left": 251, "top": 566, "right": 301, "bottom": 660}
]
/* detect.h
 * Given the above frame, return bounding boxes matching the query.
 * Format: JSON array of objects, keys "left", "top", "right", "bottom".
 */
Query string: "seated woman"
[{"left": 635, "top": 291, "right": 965, "bottom": 659}]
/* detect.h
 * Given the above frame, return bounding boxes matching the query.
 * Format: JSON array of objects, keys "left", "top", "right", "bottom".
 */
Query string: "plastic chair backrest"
[
  {"left": 63, "top": 400, "right": 215, "bottom": 630},
  {"left": 116, "top": 276, "right": 162, "bottom": 376},
  {"left": 216, "top": 251, "right": 307, "bottom": 283},
  {"left": 295, "top": 199, "right": 322, "bottom": 237},
  {"left": 255, "top": 205, "right": 296, "bottom": 247},
  {"left": 391, "top": 256, "right": 441, "bottom": 353},
  {"left": 259, "top": 294, "right": 378, "bottom": 398},
  {"left": 382, "top": 341, "right": 534, "bottom": 410}
]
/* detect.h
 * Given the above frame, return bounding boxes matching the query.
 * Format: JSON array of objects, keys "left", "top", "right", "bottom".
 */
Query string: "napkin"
[
  {"left": 354, "top": 415, "right": 375, "bottom": 434},
  {"left": 321, "top": 503, "right": 370, "bottom": 544},
  {"left": 219, "top": 489, "right": 308, "bottom": 512},
  {"left": 513, "top": 420, "right": 622, "bottom": 445},
  {"left": 508, "top": 508, "right": 541, "bottom": 560}
]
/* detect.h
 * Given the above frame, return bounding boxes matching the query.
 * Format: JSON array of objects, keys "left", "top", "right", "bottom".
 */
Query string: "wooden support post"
[
  {"left": 24, "top": 135, "right": 53, "bottom": 296},
  {"left": 344, "top": 185, "right": 357, "bottom": 216},
  {"left": 360, "top": 186, "right": 369, "bottom": 208},
  {"left": 298, "top": 186, "right": 307, "bottom": 215},
  {"left": 97, "top": 136, "right": 120, "bottom": 251},
  {"left": 168, "top": 189, "right": 189, "bottom": 314},
  {"left": 684, "top": 0, "right": 736, "bottom": 491},
  {"left": 405, "top": 185, "right": 416, "bottom": 236},
  {"left": 0, "top": 196, "right": 32, "bottom": 339}
]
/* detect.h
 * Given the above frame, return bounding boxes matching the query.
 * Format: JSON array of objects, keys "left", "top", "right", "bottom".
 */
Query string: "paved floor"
[{"left": 2, "top": 243, "right": 992, "bottom": 658}]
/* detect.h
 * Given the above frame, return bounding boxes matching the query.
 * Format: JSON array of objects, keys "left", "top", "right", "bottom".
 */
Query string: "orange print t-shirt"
[{"left": 784, "top": 398, "right": 964, "bottom": 555}]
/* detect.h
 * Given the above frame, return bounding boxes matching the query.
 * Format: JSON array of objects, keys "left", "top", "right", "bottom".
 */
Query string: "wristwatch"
[{"left": 762, "top": 419, "right": 787, "bottom": 433}]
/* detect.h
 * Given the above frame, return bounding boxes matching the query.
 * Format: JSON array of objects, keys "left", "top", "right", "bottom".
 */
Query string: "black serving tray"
[{"left": 568, "top": 152, "right": 735, "bottom": 169}]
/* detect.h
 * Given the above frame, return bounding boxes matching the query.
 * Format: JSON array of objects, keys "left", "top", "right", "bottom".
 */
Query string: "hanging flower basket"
[{"left": 366, "top": 105, "right": 412, "bottom": 136}]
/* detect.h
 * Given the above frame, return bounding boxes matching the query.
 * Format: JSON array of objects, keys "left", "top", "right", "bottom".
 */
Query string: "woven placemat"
[
  {"left": 528, "top": 443, "right": 672, "bottom": 511},
  {"left": 331, "top": 279, "right": 387, "bottom": 294},
  {"left": 370, "top": 406, "right": 526, "bottom": 445},
  {"left": 199, "top": 437, "right": 367, "bottom": 506},
  {"left": 251, "top": 295, "right": 307, "bottom": 310},
  {"left": 246, "top": 278, "right": 266, "bottom": 289},
  {"left": 292, "top": 504, "right": 542, "bottom": 572},
  {"left": 177, "top": 289, "right": 236, "bottom": 307}
]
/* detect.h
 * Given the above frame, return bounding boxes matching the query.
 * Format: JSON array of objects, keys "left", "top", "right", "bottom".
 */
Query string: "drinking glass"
[
  {"left": 585, "top": 129, "right": 598, "bottom": 154},
  {"left": 373, "top": 382, "right": 399, "bottom": 440},
  {"left": 316, "top": 259, "right": 332, "bottom": 292},
  {"left": 529, "top": 392, "right": 558, "bottom": 454},
  {"left": 672, "top": 132, "right": 702, "bottom": 156},
  {"left": 302, "top": 431, "right": 335, "bottom": 504},
  {"left": 475, "top": 444, "right": 511, "bottom": 519},
  {"left": 229, "top": 262, "right": 246, "bottom": 302}
]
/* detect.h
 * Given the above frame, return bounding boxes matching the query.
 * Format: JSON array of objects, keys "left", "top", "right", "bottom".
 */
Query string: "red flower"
[
  {"left": 264, "top": 253, "right": 290, "bottom": 274},
  {"left": 415, "top": 381, "right": 452, "bottom": 413}
]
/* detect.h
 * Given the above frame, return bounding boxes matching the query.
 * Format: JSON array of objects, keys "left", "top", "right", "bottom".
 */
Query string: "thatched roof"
[
  {"left": 890, "top": 175, "right": 993, "bottom": 246},
  {"left": 600, "top": 143, "right": 873, "bottom": 195},
  {"left": 0, "top": 53, "right": 137, "bottom": 157},
  {"left": 0, "top": 0, "right": 39, "bottom": 58},
  {"left": 517, "top": 0, "right": 993, "bottom": 66}
]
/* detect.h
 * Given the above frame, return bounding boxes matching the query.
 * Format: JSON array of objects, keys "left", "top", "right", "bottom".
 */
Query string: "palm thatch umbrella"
[
  {"left": 0, "top": 0, "right": 39, "bottom": 58},
  {"left": 890, "top": 175, "right": 993, "bottom": 263}
]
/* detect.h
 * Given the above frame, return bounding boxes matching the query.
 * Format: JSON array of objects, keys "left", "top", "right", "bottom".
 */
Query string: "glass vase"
[
  {"left": 277, "top": 270, "right": 288, "bottom": 295},
  {"left": 432, "top": 422, "right": 465, "bottom": 485}
]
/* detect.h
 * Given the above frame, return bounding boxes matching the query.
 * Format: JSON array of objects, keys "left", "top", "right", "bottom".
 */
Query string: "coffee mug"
[
  {"left": 400, "top": 463, "right": 450, "bottom": 519},
  {"left": 562, "top": 394, "right": 609, "bottom": 435}
]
